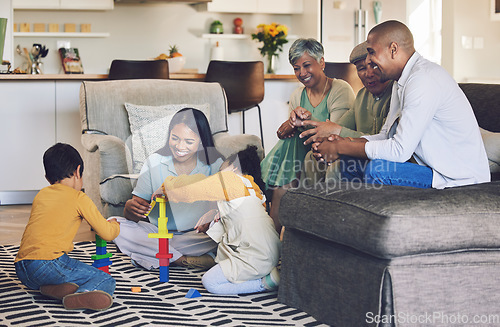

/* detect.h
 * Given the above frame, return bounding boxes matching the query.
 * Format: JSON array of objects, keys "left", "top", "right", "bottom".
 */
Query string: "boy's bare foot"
[
  {"left": 173, "top": 254, "right": 215, "bottom": 270},
  {"left": 62, "top": 290, "right": 113, "bottom": 311},
  {"left": 40, "top": 283, "right": 79, "bottom": 300}
]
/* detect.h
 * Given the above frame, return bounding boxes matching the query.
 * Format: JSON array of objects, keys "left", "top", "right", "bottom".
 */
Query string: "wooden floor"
[{"left": 0, "top": 204, "right": 94, "bottom": 245}]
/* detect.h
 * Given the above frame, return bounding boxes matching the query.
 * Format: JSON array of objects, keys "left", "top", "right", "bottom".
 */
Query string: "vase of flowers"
[{"left": 251, "top": 23, "right": 288, "bottom": 74}]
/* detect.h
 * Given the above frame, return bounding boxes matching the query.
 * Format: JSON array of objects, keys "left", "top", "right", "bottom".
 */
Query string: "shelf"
[
  {"left": 201, "top": 33, "right": 299, "bottom": 40},
  {"left": 13, "top": 32, "right": 110, "bottom": 38},
  {"left": 202, "top": 34, "right": 250, "bottom": 39}
]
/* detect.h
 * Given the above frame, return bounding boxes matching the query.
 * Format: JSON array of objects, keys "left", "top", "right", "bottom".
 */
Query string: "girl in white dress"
[{"left": 154, "top": 146, "right": 281, "bottom": 294}]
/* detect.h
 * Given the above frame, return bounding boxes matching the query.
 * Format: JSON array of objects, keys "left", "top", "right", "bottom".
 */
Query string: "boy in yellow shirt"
[{"left": 14, "top": 143, "right": 120, "bottom": 311}]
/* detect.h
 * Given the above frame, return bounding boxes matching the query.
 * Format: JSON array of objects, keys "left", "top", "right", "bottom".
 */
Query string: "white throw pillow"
[
  {"left": 480, "top": 127, "right": 500, "bottom": 173},
  {"left": 125, "top": 103, "right": 210, "bottom": 173}
]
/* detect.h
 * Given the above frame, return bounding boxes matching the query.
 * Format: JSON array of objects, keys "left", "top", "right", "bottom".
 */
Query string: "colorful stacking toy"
[
  {"left": 92, "top": 234, "right": 113, "bottom": 274},
  {"left": 148, "top": 197, "right": 173, "bottom": 282}
]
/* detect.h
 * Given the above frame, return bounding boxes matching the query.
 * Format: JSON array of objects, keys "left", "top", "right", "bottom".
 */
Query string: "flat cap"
[{"left": 349, "top": 41, "right": 368, "bottom": 64}]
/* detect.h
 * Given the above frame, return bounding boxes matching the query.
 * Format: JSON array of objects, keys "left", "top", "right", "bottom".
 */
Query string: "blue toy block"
[
  {"left": 185, "top": 288, "right": 201, "bottom": 298},
  {"left": 92, "top": 258, "right": 112, "bottom": 268},
  {"left": 95, "top": 246, "right": 107, "bottom": 255},
  {"left": 159, "top": 266, "right": 169, "bottom": 283}
]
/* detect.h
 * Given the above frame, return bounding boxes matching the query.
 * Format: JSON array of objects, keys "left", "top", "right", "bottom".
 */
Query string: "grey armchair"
[{"left": 79, "top": 79, "right": 263, "bottom": 217}]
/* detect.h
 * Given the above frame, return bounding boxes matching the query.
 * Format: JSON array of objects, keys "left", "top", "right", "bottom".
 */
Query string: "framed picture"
[{"left": 492, "top": 0, "right": 500, "bottom": 21}]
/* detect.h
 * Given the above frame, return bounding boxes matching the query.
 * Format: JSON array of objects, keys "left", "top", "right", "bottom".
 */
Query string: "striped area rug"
[{"left": 0, "top": 242, "right": 327, "bottom": 327}]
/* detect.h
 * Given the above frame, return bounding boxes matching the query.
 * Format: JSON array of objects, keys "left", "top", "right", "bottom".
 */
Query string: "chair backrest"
[
  {"left": 324, "top": 62, "right": 364, "bottom": 95},
  {"left": 108, "top": 59, "right": 169, "bottom": 80},
  {"left": 205, "top": 60, "right": 265, "bottom": 113},
  {"left": 80, "top": 79, "right": 228, "bottom": 142}
]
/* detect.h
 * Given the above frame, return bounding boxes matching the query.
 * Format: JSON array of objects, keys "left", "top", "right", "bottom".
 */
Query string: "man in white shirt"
[{"left": 312, "top": 20, "right": 490, "bottom": 188}]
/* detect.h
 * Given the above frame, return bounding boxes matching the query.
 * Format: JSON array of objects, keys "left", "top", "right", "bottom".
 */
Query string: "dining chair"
[
  {"left": 324, "top": 62, "right": 363, "bottom": 95},
  {"left": 204, "top": 60, "right": 265, "bottom": 150},
  {"left": 108, "top": 59, "right": 170, "bottom": 80}
]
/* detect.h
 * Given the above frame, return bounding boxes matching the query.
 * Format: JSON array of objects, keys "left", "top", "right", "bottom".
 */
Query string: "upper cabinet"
[
  {"left": 206, "top": 0, "right": 303, "bottom": 14},
  {"left": 13, "top": 0, "right": 114, "bottom": 10}
]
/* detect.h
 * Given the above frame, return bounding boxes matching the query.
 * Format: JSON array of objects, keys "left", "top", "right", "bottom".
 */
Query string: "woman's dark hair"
[
  {"left": 157, "top": 108, "right": 223, "bottom": 165},
  {"left": 225, "top": 145, "right": 265, "bottom": 192},
  {"left": 43, "top": 143, "right": 84, "bottom": 184}
]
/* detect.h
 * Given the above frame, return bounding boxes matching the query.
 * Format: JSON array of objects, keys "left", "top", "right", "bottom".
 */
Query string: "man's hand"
[
  {"left": 312, "top": 135, "right": 368, "bottom": 163},
  {"left": 299, "top": 119, "right": 343, "bottom": 145},
  {"left": 316, "top": 138, "right": 342, "bottom": 163},
  {"left": 123, "top": 195, "right": 151, "bottom": 222}
]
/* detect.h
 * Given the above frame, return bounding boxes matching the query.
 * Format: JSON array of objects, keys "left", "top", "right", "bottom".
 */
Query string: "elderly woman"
[{"left": 261, "top": 38, "right": 355, "bottom": 231}]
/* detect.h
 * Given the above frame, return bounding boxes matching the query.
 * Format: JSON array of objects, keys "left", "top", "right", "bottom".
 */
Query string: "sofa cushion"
[
  {"left": 280, "top": 181, "right": 500, "bottom": 259},
  {"left": 125, "top": 103, "right": 210, "bottom": 173},
  {"left": 459, "top": 83, "right": 500, "bottom": 133}
]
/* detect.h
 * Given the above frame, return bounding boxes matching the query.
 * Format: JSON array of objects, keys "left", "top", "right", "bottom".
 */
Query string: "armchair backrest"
[{"left": 80, "top": 79, "right": 228, "bottom": 142}]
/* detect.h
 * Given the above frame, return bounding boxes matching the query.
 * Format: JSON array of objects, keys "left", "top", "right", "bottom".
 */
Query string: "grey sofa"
[
  {"left": 277, "top": 83, "right": 500, "bottom": 326},
  {"left": 79, "top": 79, "right": 263, "bottom": 218}
]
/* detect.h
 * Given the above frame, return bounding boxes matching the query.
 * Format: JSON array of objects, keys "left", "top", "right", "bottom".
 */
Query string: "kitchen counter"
[{"left": 0, "top": 73, "right": 297, "bottom": 81}]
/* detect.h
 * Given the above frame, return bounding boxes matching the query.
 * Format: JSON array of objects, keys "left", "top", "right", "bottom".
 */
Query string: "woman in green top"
[{"left": 260, "top": 38, "right": 355, "bottom": 232}]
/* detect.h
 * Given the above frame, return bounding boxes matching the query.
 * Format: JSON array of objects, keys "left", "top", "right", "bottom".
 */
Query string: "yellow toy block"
[{"left": 148, "top": 197, "right": 173, "bottom": 239}]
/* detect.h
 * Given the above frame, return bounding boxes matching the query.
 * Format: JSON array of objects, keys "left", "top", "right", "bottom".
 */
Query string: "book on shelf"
[{"left": 58, "top": 47, "right": 84, "bottom": 74}]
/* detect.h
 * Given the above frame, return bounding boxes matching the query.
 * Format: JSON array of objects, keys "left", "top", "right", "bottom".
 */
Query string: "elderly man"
[
  {"left": 300, "top": 41, "right": 394, "bottom": 186},
  {"left": 312, "top": 20, "right": 490, "bottom": 189}
]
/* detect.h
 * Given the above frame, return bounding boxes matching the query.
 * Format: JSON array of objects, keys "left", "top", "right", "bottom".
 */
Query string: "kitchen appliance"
[{"left": 320, "top": 0, "right": 406, "bottom": 62}]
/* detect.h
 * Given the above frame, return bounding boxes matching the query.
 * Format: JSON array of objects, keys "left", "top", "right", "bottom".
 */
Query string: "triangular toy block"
[
  {"left": 185, "top": 288, "right": 201, "bottom": 298},
  {"left": 97, "top": 266, "right": 109, "bottom": 274}
]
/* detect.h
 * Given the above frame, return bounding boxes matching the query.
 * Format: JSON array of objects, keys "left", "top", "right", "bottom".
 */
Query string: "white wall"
[
  {"left": 13, "top": 4, "right": 301, "bottom": 75},
  {"left": 442, "top": 0, "right": 500, "bottom": 82}
]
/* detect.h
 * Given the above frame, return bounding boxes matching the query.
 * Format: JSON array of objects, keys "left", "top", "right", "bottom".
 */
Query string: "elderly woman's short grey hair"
[{"left": 288, "top": 38, "right": 324, "bottom": 65}]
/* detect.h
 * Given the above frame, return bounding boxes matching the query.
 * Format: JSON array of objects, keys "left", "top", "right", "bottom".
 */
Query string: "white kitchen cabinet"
[
  {"left": 0, "top": 81, "right": 56, "bottom": 195},
  {"left": 60, "top": 0, "right": 114, "bottom": 10},
  {"left": 257, "top": 0, "right": 303, "bottom": 14},
  {"left": 207, "top": 0, "right": 302, "bottom": 13},
  {"left": 13, "top": 0, "right": 113, "bottom": 10},
  {"left": 207, "top": 0, "right": 257, "bottom": 13},
  {"left": 0, "top": 80, "right": 84, "bottom": 204}
]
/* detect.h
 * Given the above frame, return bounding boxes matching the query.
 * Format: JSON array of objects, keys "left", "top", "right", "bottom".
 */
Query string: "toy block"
[
  {"left": 95, "top": 246, "right": 107, "bottom": 255},
  {"left": 185, "top": 288, "right": 201, "bottom": 298},
  {"left": 91, "top": 252, "right": 113, "bottom": 260},
  {"left": 145, "top": 199, "right": 156, "bottom": 217},
  {"left": 98, "top": 266, "right": 109, "bottom": 274},
  {"left": 131, "top": 287, "right": 141, "bottom": 293},
  {"left": 159, "top": 266, "right": 169, "bottom": 282},
  {"left": 95, "top": 235, "right": 107, "bottom": 247},
  {"left": 92, "top": 258, "right": 112, "bottom": 268}
]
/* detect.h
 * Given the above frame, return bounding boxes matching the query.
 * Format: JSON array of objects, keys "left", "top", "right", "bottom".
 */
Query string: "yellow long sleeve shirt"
[
  {"left": 162, "top": 171, "right": 265, "bottom": 205},
  {"left": 162, "top": 171, "right": 280, "bottom": 283},
  {"left": 15, "top": 183, "right": 120, "bottom": 262}
]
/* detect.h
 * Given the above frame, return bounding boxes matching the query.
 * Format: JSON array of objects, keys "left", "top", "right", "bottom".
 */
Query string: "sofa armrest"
[
  {"left": 81, "top": 133, "right": 134, "bottom": 213},
  {"left": 213, "top": 132, "right": 264, "bottom": 159},
  {"left": 81, "top": 133, "right": 132, "bottom": 180}
]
